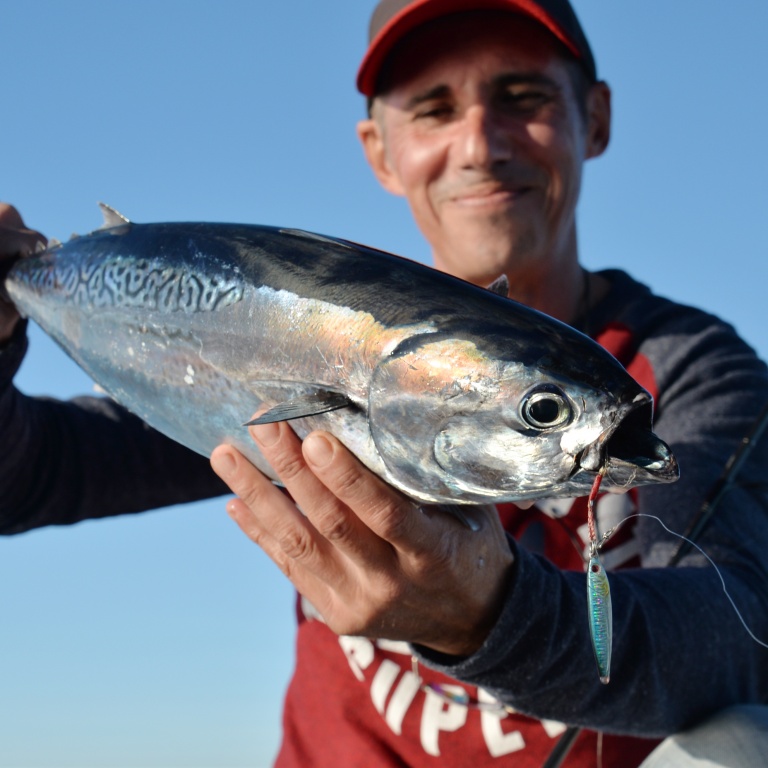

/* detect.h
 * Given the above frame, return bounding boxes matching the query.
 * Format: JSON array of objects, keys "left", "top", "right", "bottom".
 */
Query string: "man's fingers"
[
  {"left": 0, "top": 204, "right": 48, "bottom": 328},
  {"left": 224, "top": 496, "right": 302, "bottom": 578},
  {"left": 0, "top": 203, "right": 27, "bottom": 230},
  {"left": 302, "top": 431, "right": 421, "bottom": 548},
  {"left": 211, "top": 445, "right": 319, "bottom": 561},
  {"left": 211, "top": 442, "right": 361, "bottom": 585},
  {"left": 249, "top": 421, "right": 390, "bottom": 566},
  {"left": 0, "top": 230, "right": 46, "bottom": 258},
  {"left": 0, "top": 203, "right": 47, "bottom": 257},
  {"left": 249, "top": 420, "right": 326, "bottom": 494},
  {"left": 210, "top": 443, "right": 353, "bottom": 624}
]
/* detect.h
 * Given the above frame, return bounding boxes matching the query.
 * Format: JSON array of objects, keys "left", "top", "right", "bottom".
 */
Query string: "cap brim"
[{"left": 357, "top": 0, "right": 584, "bottom": 96}]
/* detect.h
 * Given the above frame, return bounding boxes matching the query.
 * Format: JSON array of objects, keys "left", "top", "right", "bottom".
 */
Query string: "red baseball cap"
[{"left": 357, "top": 0, "right": 597, "bottom": 96}]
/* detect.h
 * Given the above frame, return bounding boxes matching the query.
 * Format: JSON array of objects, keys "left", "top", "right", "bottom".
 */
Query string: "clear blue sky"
[{"left": 2, "top": 2, "right": 766, "bottom": 766}]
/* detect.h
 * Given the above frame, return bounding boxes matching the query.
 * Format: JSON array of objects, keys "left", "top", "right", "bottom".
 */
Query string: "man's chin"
[{"left": 434, "top": 231, "right": 542, "bottom": 285}]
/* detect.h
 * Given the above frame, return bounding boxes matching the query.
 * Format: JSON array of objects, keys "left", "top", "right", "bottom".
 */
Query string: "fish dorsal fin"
[
  {"left": 485, "top": 274, "right": 510, "bottom": 298},
  {"left": 244, "top": 391, "right": 353, "bottom": 426},
  {"left": 98, "top": 202, "right": 131, "bottom": 230}
]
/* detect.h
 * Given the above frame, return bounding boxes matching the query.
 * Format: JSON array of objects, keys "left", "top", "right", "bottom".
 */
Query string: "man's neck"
[
  {"left": 446, "top": 255, "right": 590, "bottom": 326},
  {"left": 503, "top": 259, "right": 587, "bottom": 325}
]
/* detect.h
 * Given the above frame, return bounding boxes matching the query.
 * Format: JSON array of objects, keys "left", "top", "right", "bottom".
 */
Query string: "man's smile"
[{"left": 446, "top": 184, "right": 535, "bottom": 209}]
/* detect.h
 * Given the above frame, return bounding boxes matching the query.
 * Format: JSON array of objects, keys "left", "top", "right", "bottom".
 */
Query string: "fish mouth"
[{"left": 578, "top": 396, "right": 679, "bottom": 488}]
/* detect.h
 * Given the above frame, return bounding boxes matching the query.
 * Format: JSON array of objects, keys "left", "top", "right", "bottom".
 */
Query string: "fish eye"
[{"left": 520, "top": 386, "right": 572, "bottom": 430}]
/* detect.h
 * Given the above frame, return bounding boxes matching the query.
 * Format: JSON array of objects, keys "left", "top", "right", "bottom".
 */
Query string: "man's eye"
[
  {"left": 414, "top": 104, "right": 454, "bottom": 121},
  {"left": 500, "top": 90, "right": 551, "bottom": 111}
]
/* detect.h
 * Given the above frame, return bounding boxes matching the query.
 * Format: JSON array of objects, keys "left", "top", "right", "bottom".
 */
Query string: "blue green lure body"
[{"left": 587, "top": 549, "right": 612, "bottom": 684}]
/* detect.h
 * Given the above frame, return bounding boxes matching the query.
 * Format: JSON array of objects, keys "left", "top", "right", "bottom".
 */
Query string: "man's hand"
[
  {"left": 0, "top": 204, "right": 47, "bottom": 344},
  {"left": 211, "top": 422, "right": 514, "bottom": 657}
]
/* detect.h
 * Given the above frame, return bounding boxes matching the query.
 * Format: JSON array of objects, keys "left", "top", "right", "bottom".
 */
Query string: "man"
[{"left": 1, "top": 1, "right": 767, "bottom": 766}]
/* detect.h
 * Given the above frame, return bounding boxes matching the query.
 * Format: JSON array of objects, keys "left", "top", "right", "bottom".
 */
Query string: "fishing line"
[
  {"left": 669, "top": 398, "right": 768, "bottom": 566},
  {"left": 597, "top": 513, "right": 768, "bottom": 650}
]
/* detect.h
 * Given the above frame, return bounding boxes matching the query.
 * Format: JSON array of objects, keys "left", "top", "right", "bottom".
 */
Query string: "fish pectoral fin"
[{"left": 244, "top": 391, "right": 354, "bottom": 426}]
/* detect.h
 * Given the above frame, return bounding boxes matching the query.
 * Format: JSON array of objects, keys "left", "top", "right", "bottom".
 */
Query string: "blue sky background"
[{"left": 1, "top": 2, "right": 766, "bottom": 766}]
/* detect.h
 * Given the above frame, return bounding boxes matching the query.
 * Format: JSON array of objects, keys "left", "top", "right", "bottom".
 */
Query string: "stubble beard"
[{"left": 434, "top": 217, "right": 545, "bottom": 288}]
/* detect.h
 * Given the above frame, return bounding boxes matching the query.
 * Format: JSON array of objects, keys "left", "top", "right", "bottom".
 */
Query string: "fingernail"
[
  {"left": 304, "top": 433, "right": 333, "bottom": 468},
  {"left": 211, "top": 450, "right": 236, "bottom": 479},
  {"left": 250, "top": 421, "right": 280, "bottom": 447}
]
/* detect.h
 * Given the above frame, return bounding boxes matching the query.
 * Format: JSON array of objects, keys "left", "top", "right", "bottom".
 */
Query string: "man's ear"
[
  {"left": 356, "top": 117, "right": 406, "bottom": 196},
  {"left": 585, "top": 81, "right": 611, "bottom": 160}
]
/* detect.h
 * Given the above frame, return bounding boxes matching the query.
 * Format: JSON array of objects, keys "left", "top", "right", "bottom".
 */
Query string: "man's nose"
[{"left": 457, "top": 105, "right": 513, "bottom": 169}]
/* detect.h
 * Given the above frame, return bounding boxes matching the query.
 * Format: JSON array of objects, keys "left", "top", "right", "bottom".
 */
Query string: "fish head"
[{"left": 369, "top": 325, "right": 678, "bottom": 504}]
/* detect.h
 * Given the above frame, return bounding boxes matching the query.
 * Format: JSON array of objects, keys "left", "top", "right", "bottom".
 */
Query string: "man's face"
[{"left": 358, "top": 13, "right": 610, "bottom": 286}]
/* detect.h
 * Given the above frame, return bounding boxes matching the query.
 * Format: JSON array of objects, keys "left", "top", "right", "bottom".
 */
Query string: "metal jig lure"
[
  {"left": 586, "top": 467, "right": 612, "bottom": 684},
  {"left": 587, "top": 545, "right": 612, "bottom": 684}
]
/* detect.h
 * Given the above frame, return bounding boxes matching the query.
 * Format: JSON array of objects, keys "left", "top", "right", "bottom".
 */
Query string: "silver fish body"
[{"left": 4, "top": 209, "right": 679, "bottom": 505}]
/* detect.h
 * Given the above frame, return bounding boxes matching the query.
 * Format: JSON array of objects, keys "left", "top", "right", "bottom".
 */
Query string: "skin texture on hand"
[
  {"left": 211, "top": 422, "right": 514, "bottom": 657},
  {"left": 0, "top": 203, "right": 47, "bottom": 344}
]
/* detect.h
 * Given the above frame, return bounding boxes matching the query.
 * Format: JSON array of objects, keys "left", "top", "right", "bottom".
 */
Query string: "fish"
[{"left": 4, "top": 204, "right": 678, "bottom": 511}]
